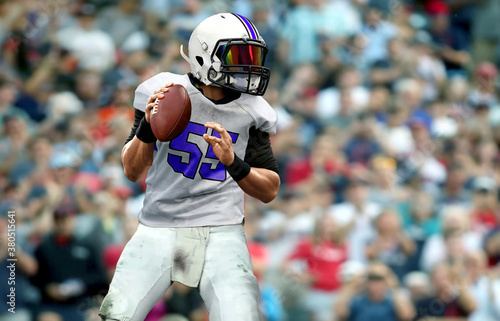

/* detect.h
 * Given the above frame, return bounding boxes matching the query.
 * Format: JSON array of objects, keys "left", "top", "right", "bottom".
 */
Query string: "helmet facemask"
[{"left": 207, "top": 38, "right": 270, "bottom": 96}]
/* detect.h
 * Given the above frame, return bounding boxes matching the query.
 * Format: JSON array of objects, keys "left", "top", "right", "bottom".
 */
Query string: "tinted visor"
[{"left": 216, "top": 44, "right": 265, "bottom": 71}]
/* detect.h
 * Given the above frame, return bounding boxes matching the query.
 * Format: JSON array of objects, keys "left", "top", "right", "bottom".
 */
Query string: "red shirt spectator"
[{"left": 288, "top": 237, "right": 347, "bottom": 291}]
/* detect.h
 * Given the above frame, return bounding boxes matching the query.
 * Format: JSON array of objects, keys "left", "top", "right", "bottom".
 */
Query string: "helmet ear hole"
[{"left": 196, "top": 56, "right": 204, "bottom": 66}]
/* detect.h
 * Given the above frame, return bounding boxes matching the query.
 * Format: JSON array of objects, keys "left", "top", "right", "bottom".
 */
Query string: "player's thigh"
[
  {"left": 100, "top": 224, "right": 175, "bottom": 321},
  {"left": 199, "top": 224, "right": 260, "bottom": 321}
]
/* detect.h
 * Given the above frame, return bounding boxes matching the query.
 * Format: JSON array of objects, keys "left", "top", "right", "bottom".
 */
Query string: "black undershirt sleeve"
[
  {"left": 244, "top": 126, "right": 279, "bottom": 175},
  {"left": 125, "top": 109, "right": 145, "bottom": 145}
]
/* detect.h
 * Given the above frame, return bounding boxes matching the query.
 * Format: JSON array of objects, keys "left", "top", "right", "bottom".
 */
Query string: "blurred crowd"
[{"left": 1, "top": 0, "right": 500, "bottom": 321}]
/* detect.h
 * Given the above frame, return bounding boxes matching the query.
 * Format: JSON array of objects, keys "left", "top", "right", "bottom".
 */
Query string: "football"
[{"left": 151, "top": 84, "right": 192, "bottom": 142}]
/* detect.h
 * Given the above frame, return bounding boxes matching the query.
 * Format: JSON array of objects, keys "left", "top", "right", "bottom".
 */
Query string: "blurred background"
[{"left": 1, "top": 0, "right": 500, "bottom": 321}]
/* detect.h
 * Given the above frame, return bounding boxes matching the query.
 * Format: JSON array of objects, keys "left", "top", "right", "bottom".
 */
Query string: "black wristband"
[
  {"left": 136, "top": 117, "right": 156, "bottom": 143},
  {"left": 227, "top": 153, "right": 251, "bottom": 181}
]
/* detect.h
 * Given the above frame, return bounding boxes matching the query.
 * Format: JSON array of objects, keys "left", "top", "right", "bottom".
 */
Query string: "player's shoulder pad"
[
  {"left": 133, "top": 72, "right": 190, "bottom": 112},
  {"left": 236, "top": 95, "right": 277, "bottom": 136}
]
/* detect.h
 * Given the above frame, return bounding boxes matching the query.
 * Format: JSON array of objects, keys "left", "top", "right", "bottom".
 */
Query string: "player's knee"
[
  {"left": 99, "top": 310, "right": 121, "bottom": 321},
  {"left": 99, "top": 290, "right": 131, "bottom": 321}
]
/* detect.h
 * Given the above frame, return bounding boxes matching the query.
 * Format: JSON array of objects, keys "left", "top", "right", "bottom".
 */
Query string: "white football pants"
[{"left": 99, "top": 223, "right": 260, "bottom": 321}]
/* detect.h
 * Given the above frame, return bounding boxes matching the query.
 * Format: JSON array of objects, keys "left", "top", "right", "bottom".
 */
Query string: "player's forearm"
[
  {"left": 236, "top": 167, "right": 280, "bottom": 203},
  {"left": 122, "top": 137, "right": 154, "bottom": 182}
]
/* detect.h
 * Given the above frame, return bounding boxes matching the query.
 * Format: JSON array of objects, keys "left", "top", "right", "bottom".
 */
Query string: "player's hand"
[
  {"left": 145, "top": 83, "right": 173, "bottom": 123},
  {"left": 203, "top": 122, "right": 234, "bottom": 166}
]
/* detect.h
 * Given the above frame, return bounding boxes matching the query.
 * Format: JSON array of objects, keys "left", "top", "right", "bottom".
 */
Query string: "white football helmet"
[{"left": 180, "top": 13, "right": 270, "bottom": 96}]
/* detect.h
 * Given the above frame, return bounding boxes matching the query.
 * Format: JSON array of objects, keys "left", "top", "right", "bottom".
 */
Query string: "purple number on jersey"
[
  {"left": 200, "top": 130, "right": 239, "bottom": 181},
  {"left": 167, "top": 122, "right": 239, "bottom": 181}
]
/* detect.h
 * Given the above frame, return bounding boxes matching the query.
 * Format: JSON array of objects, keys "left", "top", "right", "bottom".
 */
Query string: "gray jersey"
[{"left": 133, "top": 72, "right": 277, "bottom": 227}]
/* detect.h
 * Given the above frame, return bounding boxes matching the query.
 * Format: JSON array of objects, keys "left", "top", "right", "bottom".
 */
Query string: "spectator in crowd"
[
  {"left": 335, "top": 34, "right": 371, "bottom": 76},
  {"left": 284, "top": 214, "right": 348, "bottom": 321},
  {"left": 378, "top": 105, "right": 416, "bottom": 157},
  {"left": 366, "top": 156, "right": 407, "bottom": 206},
  {"left": 366, "top": 209, "right": 416, "bottom": 280},
  {"left": 402, "top": 271, "right": 430, "bottom": 305},
  {"left": 413, "top": 31, "right": 447, "bottom": 102},
  {"left": 366, "top": 85, "right": 390, "bottom": 123},
  {"left": 370, "top": 38, "right": 415, "bottom": 90},
  {"left": 98, "top": 0, "right": 144, "bottom": 47},
  {"left": 0, "top": 76, "right": 30, "bottom": 126},
  {"left": 331, "top": 179, "right": 381, "bottom": 262},
  {"left": 470, "top": 176, "right": 499, "bottom": 235},
  {"left": 426, "top": 1, "right": 470, "bottom": 74},
  {"left": 408, "top": 120, "right": 448, "bottom": 187},
  {"left": 414, "top": 262, "right": 476, "bottom": 320},
  {"left": 32, "top": 202, "right": 107, "bottom": 321},
  {"left": 317, "top": 66, "right": 370, "bottom": 121},
  {"left": 335, "top": 261, "right": 415, "bottom": 321},
  {"left": 359, "top": 6, "right": 398, "bottom": 68},
  {"left": 8, "top": 136, "right": 52, "bottom": 185},
  {"left": 469, "top": 62, "right": 498, "bottom": 108},
  {"left": 74, "top": 70, "right": 106, "bottom": 109},
  {"left": 466, "top": 250, "right": 500, "bottom": 321},
  {"left": 322, "top": 88, "right": 358, "bottom": 132},
  {"left": 421, "top": 205, "right": 482, "bottom": 271},
  {"left": 344, "top": 112, "right": 381, "bottom": 165},
  {"left": 57, "top": 4, "right": 116, "bottom": 72},
  {"left": 0, "top": 216, "right": 38, "bottom": 321},
  {"left": 429, "top": 99, "right": 458, "bottom": 138},
  {"left": 401, "top": 191, "right": 441, "bottom": 272},
  {"left": 0, "top": 116, "right": 29, "bottom": 176},
  {"left": 280, "top": 0, "right": 346, "bottom": 67},
  {"left": 436, "top": 165, "right": 470, "bottom": 206}
]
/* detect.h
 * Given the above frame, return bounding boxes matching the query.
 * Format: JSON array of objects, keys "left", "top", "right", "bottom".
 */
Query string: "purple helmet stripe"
[
  {"left": 248, "top": 19, "right": 259, "bottom": 37},
  {"left": 235, "top": 13, "right": 257, "bottom": 39}
]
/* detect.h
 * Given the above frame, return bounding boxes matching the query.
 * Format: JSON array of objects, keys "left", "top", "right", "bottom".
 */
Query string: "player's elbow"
[
  {"left": 124, "top": 169, "right": 140, "bottom": 182},
  {"left": 260, "top": 179, "right": 280, "bottom": 203},
  {"left": 260, "top": 193, "right": 277, "bottom": 204},
  {"left": 123, "top": 166, "right": 144, "bottom": 182}
]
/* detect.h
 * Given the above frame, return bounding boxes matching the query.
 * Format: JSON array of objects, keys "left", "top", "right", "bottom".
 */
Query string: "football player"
[{"left": 99, "top": 13, "right": 280, "bottom": 321}]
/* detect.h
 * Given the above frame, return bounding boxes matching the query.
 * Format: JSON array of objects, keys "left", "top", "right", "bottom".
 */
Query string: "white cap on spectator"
[
  {"left": 47, "top": 92, "right": 83, "bottom": 122},
  {"left": 339, "top": 261, "right": 365, "bottom": 283},
  {"left": 472, "top": 176, "right": 497, "bottom": 192},
  {"left": 403, "top": 271, "right": 429, "bottom": 288}
]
